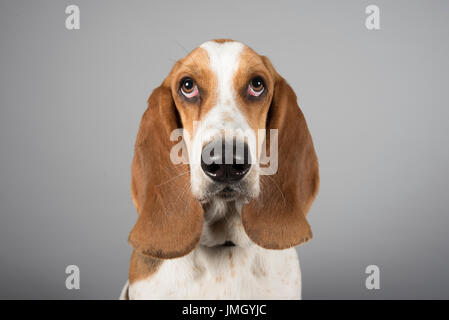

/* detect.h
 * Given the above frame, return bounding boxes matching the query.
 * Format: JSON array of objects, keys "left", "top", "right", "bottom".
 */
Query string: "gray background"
[{"left": 0, "top": 0, "right": 448, "bottom": 299}]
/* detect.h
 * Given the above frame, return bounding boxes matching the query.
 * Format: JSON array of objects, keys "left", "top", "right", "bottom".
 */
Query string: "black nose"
[{"left": 201, "top": 140, "right": 251, "bottom": 183}]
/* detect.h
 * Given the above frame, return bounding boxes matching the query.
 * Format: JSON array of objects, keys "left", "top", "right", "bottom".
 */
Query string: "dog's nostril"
[
  {"left": 230, "top": 163, "right": 251, "bottom": 181},
  {"left": 232, "top": 164, "right": 248, "bottom": 172},
  {"left": 205, "top": 163, "right": 221, "bottom": 173},
  {"left": 201, "top": 139, "right": 251, "bottom": 183}
]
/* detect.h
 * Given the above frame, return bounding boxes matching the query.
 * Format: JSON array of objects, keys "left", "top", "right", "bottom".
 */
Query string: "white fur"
[{"left": 127, "top": 247, "right": 301, "bottom": 300}]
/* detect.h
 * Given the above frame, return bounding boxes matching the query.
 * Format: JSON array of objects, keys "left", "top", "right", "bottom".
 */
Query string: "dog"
[{"left": 120, "top": 39, "right": 319, "bottom": 299}]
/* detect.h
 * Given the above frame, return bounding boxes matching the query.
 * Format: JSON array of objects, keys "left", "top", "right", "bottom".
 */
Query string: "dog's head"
[{"left": 128, "top": 40, "right": 319, "bottom": 259}]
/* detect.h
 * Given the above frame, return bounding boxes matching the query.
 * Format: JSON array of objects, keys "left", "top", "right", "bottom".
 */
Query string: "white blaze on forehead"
[
  {"left": 197, "top": 40, "right": 250, "bottom": 138},
  {"left": 200, "top": 41, "right": 244, "bottom": 103}
]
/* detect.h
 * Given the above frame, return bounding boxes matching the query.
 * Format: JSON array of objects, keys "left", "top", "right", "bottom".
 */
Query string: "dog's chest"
[{"left": 129, "top": 247, "right": 301, "bottom": 299}]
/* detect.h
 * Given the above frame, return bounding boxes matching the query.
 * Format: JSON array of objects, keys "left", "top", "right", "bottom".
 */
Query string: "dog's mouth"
[
  {"left": 196, "top": 177, "right": 256, "bottom": 203},
  {"left": 217, "top": 241, "right": 236, "bottom": 247},
  {"left": 202, "top": 240, "right": 237, "bottom": 249},
  {"left": 217, "top": 186, "right": 239, "bottom": 200}
]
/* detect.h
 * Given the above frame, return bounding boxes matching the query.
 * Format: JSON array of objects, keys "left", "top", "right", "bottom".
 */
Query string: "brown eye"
[
  {"left": 180, "top": 77, "right": 198, "bottom": 99},
  {"left": 248, "top": 76, "right": 265, "bottom": 97}
]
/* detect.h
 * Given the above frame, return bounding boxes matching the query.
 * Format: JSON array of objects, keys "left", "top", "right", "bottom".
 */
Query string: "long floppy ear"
[
  {"left": 242, "top": 57, "right": 319, "bottom": 249},
  {"left": 128, "top": 83, "right": 203, "bottom": 259}
]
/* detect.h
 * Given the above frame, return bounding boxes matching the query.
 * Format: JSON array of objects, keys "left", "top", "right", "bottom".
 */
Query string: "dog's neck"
[{"left": 199, "top": 197, "right": 254, "bottom": 249}]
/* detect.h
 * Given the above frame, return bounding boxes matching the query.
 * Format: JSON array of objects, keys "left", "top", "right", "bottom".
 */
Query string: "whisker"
[
  {"left": 175, "top": 181, "right": 191, "bottom": 208},
  {"left": 262, "top": 175, "right": 286, "bottom": 208},
  {"left": 257, "top": 177, "right": 268, "bottom": 206},
  {"left": 155, "top": 170, "right": 190, "bottom": 187},
  {"left": 173, "top": 40, "right": 201, "bottom": 76},
  {"left": 169, "top": 58, "right": 199, "bottom": 76}
]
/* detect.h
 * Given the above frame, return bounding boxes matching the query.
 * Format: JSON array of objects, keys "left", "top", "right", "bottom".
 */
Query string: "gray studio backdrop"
[{"left": 0, "top": 0, "right": 448, "bottom": 299}]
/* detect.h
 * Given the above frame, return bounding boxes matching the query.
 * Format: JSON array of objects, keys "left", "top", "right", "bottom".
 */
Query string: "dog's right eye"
[
  {"left": 248, "top": 76, "right": 265, "bottom": 97},
  {"left": 180, "top": 77, "right": 199, "bottom": 99}
]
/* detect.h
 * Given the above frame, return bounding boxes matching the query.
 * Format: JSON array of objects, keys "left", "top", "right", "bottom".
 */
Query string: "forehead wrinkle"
[
  {"left": 237, "top": 47, "right": 267, "bottom": 76},
  {"left": 174, "top": 48, "right": 211, "bottom": 80},
  {"left": 174, "top": 59, "right": 200, "bottom": 76}
]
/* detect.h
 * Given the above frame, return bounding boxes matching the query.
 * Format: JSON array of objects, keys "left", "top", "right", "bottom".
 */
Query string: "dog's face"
[
  {"left": 166, "top": 40, "right": 273, "bottom": 205},
  {"left": 128, "top": 40, "right": 319, "bottom": 259}
]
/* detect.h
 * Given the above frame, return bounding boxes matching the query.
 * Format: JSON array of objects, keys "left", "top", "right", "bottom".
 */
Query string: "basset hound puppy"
[{"left": 120, "top": 39, "right": 319, "bottom": 300}]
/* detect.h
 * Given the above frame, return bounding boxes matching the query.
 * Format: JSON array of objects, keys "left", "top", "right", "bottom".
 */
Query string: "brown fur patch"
[
  {"left": 166, "top": 47, "right": 219, "bottom": 139},
  {"left": 228, "top": 251, "right": 234, "bottom": 269},
  {"left": 212, "top": 38, "right": 235, "bottom": 44},
  {"left": 129, "top": 250, "right": 163, "bottom": 284},
  {"left": 232, "top": 46, "right": 274, "bottom": 134}
]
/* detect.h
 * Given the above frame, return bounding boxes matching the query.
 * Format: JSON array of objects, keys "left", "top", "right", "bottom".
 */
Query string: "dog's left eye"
[
  {"left": 248, "top": 76, "right": 265, "bottom": 97},
  {"left": 180, "top": 77, "right": 199, "bottom": 99}
]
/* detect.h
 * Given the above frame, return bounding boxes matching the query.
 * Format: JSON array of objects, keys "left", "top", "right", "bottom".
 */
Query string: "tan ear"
[
  {"left": 242, "top": 57, "right": 319, "bottom": 250},
  {"left": 128, "top": 83, "right": 203, "bottom": 259}
]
